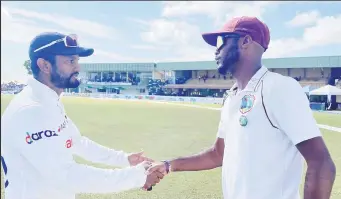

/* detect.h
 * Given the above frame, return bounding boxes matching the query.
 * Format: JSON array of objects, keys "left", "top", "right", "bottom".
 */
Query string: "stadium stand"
[
  {"left": 73, "top": 55, "right": 341, "bottom": 98},
  {"left": 2, "top": 56, "right": 340, "bottom": 110},
  {"left": 75, "top": 56, "right": 341, "bottom": 107},
  {"left": 2, "top": 56, "right": 340, "bottom": 97}
]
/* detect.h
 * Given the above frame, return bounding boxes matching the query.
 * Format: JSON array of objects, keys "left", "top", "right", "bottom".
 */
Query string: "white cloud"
[
  {"left": 140, "top": 19, "right": 199, "bottom": 46},
  {"left": 139, "top": 1, "right": 341, "bottom": 60},
  {"left": 1, "top": 5, "right": 123, "bottom": 49},
  {"left": 1, "top": 15, "right": 66, "bottom": 44},
  {"left": 286, "top": 10, "right": 320, "bottom": 27},
  {"left": 92, "top": 49, "right": 139, "bottom": 62},
  {"left": 130, "top": 45, "right": 159, "bottom": 51},
  {"left": 134, "top": 1, "right": 283, "bottom": 61},
  {"left": 265, "top": 14, "right": 341, "bottom": 58},
  {"left": 1, "top": 5, "right": 135, "bottom": 60},
  {"left": 1, "top": 4, "right": 147, "bottom": 82},
  {"left": 138, "top": 5, "right": 341, "bottom": 60},
  {"left": 133, "top": 1, "right": 296, "bottom": 61},
  {"left": 6, "top": 6, "right": 118, "bottom": 40},
  {"left": 162, "top": 1, "right": 226, "bottom": 19},
  {"left": 2, "top": 2, "right": 340, "bottom": 83},
  {"left": 161, "top": 1, "right": 285, "bottom": 27},
  {"left": 137, "top": 18, "right": 214, "bottom": 61},
  {"left": 303, "top": 15, "right": 341, "bottom": 45},
  {"left": 126, "top": 17, "right": 150, "bottom": 27}
]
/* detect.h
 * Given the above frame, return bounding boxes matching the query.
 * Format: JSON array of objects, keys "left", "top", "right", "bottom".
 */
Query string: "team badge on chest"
[
  {"left": 239, "top": 115, "right": 248, "bottom": 126},
  {"left": 239, "top": 94, "right": 256, "bottom": 114},
  {"left": 239, "top": 94, "right": 256, "bottom": 127}
]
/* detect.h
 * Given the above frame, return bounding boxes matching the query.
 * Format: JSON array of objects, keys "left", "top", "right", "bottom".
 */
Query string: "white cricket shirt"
[
  {"left": 1, "top": 77, "right": 147, "bottom": 199},
  {"left": 218, "top": 66, "right": 321, "bottom": 199}
]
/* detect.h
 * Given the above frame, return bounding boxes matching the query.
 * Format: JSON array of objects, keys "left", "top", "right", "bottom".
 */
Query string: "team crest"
[{"left": 239, "top": 94, "right": 255, "bottom": 114}]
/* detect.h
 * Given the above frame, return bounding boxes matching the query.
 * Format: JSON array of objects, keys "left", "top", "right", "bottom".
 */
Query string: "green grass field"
[{"left": 1, "top": 94, "right": 341, "bottom": 199}]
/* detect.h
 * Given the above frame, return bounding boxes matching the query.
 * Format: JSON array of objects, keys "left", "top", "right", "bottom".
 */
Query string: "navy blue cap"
[{"left": 29, "top": 32, "right": 94, "bottom": 59}]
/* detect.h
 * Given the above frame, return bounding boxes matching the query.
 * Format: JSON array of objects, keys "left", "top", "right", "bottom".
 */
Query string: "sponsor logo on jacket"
[
  {"left": 58, "top": 117, "right": 68, "bottom": 132},
  {"left": 65, "top": 138, "right": 73, "bottom": 148},
  {"left": 26, "top": 116, "right": 69, "bottom": 144},
  {"left": 25, "top": 130, "right": 58, "bottom": 144}
]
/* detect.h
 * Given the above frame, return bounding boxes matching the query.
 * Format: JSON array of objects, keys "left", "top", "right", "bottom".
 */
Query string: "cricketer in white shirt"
[
  {"left": 217, "top": 66, "right": 321, "bottom": 199},
  {"left": 147, "top": 16, "right": 335, "bottom": 199},
  {"left": 1, "top": 77, "right": 149, "bottom": 199}
]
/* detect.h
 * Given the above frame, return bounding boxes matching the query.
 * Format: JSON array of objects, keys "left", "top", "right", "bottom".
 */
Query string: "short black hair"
[{"left": 30, "top": 55, "right": 57, "bottom": 78}]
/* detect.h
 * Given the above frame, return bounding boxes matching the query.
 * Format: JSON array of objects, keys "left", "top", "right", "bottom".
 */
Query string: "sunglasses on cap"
[
  {"left": 33, "top": 34, "right": 79, "bottom": 53},
  {"left": 216, "top": 34, "right": 240, "bottom": 49}
]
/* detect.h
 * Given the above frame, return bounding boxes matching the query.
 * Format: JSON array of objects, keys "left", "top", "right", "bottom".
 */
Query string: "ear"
[
  {"left": 241, "top": 35, "right": 253, "bottom": 49},
  {"left": 37, "top": 58, "right": 51, "bottom": 75}
]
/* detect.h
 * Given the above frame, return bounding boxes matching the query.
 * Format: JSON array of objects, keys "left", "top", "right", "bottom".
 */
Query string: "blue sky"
[{"left": 1, "top": 1, "right": 341, "bottom": 83}]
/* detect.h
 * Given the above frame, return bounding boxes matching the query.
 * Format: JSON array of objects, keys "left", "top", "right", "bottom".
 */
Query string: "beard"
[
  {"left": 51, "top": 65, "right": 80, "bottom": 89},
  {"left": 217, "top": 39, "right": 240, "bottom": 76}
]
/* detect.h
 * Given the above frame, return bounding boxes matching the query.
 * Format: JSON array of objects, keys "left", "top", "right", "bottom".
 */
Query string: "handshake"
[
  {"left": 140, "top": 161, "right": 169, "bottom": 191},
  {"left": 127, "top": 151, "right": 170, "bottom": 191}
]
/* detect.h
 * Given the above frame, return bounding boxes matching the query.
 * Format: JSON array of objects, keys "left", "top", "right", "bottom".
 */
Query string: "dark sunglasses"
[{"left": 216, "top": 34, "right": 240, "bottom": 49}]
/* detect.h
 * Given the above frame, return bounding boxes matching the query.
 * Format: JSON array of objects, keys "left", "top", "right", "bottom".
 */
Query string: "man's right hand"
[
  {"left": 139, "top": 161, "right": 165, "bottom": 190},
  {"left": 146, "top": 162, "right": 168, "bottom": 175}
]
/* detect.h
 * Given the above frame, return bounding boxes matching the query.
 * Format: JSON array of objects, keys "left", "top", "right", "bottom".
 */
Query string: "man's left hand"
[{"left": 128, "top": 151, "right": 154, "bottom": 166}]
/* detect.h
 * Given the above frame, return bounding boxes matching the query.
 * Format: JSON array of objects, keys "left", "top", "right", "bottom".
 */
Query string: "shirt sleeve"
[
  {"left": 216, "top": 109, "right": 226, "bottom": 139},
  {"left": 72, "top": 131, "right": 131, "bottom": 167},
  {"left": 8, "top": 105, "right": 147, "bottom": 194},
  {"left": 268, "top": 77, "right": 322, "bottom": 145}
]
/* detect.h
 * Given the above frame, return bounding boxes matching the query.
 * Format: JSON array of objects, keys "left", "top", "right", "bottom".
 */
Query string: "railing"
[{"left": 85, "top": 81, "right": 132, "bottom": 86}]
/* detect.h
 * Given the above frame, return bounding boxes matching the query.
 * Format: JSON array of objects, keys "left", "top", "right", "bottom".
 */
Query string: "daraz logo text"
[{"left": 25, "top": 130, "right": 58, "bottom": 144}]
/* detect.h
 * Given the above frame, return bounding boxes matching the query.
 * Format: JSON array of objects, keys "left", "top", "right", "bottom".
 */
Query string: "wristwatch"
[{"left": 162, "top": 160, "right": 171, "bottom": 174}]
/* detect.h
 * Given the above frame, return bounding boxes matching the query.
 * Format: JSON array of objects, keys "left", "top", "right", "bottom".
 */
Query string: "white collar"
[
  {"left": 230, "top": 66, "right": 269, "bottom": 93},
  {"left": 27, "top": 77, "right": 61, "bottom": 102}
]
